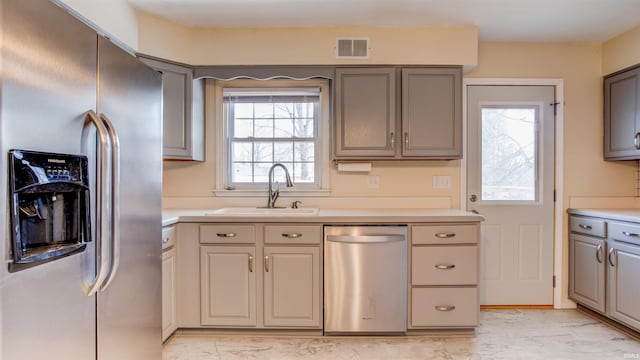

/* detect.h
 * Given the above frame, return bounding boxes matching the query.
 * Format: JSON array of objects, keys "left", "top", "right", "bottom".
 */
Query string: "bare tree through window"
[{"left": 224, "top": 89, "right": 319, "bottom": 187}]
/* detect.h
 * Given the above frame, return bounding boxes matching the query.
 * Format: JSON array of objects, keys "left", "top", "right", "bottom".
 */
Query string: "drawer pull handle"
[
  {"left": 435, "top": 305, "right": 456, "bottom": 312},
  {"left": 622, "top": 231, "right": 639, "bottom": 237},
  {"left": 595, "top": 244, "right": 603, "bottom": 263},
  {"left": 248, "top": 255, "right": 254, "bottom": 272},
  {"left": 216, "top": 232, "right": 237, "bottom": 238},
  {"left": 265, "top": 255, "right": 270, "bottom": 272},
  {"left": 578, "top": 224, "right": 592, "bottom": 230},
  {"left": 162, "top": 236, "right": 170, "bottom": 244},
  {"left": 282, "top": 233, "right": 302, "bottom": 238},
  {"left": 435, "top": 233, "right": 456, "bottom": 238},
  {"left": 435, "top": 264, "right": 456, "bottom": 270}
]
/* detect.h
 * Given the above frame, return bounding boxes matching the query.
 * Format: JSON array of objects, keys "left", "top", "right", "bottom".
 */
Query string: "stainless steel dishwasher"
[{"left": 324, "top": 225, "right": 407, "bottom": 334}]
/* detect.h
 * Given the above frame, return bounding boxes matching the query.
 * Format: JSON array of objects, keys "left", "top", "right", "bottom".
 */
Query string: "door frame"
[{"left": 462, "top": 78, "right": 573, "bottom": 309}]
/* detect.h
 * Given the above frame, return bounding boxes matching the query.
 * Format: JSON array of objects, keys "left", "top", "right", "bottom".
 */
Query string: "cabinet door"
[
  {"left": 569, "top": 234, "right": 606, "bottom": 313},
  {"left": 162, "top": 247, "right": 177, "bottom": 341},
  {"left": 604, "top": 67, "right": 640, "bottom": 160},
  {"left": 200, "top": 246, "right": 257, "bottom": 326},
  {"left": 263, "top": 246, "right": 321, "bottom": 327},
  {"left": 138, "top": 56, "right": 204, "bottom": 161},
  {"left": 335, "top": 68, "right": 396, "bottom": 157},
  {"left": 608, "top": 241, "right": 640, "bottom": 331},
  {"left": 401, "top": 67, "right": 462, "bottom": 158}
]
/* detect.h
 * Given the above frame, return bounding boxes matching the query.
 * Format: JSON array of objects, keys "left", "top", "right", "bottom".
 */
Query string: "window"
[
  {"left": 216, "top": 79, "right": 330, "bottom": 195},
  {"left": 481, "top": 105, "right": 539, "bottom": 201}
]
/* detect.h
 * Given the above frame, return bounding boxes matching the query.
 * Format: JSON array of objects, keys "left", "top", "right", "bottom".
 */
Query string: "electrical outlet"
[
  {"left": 367, "top": 175, "right": 380, "bottom": 189},
  {"left": 432, "top": 175, "right": 451, "bottom": 189}
]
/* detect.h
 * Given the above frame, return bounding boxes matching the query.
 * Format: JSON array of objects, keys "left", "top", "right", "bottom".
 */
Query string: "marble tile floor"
[{"left": 163, "top": 310, "right": 640, "bottom": 360}]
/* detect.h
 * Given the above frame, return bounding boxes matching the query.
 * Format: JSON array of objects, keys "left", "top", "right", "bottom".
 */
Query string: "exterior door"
[{"left": 467, "top": 85, "right": 555, "bottom": 305}]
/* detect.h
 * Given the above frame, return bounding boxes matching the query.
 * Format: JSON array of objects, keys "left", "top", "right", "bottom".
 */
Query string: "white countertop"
[
  {"left": 568, "top": 208, "right": 640, "bottom": 223},
  {"left": 162, "top": 208, "right": 483, "bottom": 226}
]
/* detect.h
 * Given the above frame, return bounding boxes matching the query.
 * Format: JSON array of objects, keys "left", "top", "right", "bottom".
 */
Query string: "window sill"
[{"left": 212, "top": 188, "right": 330, "bottom": 197}]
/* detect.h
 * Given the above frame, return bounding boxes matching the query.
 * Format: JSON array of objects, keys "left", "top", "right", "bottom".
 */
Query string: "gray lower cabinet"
[
  {"left": 200, "top": 246, "right": 257, "bottom": 326},
  {"left": 568, "top": 215, "right": 607, "bottom": 313},
  {"left": 568, "top": 234, "right": 606, "bottom": 313},
  {"left": 568, "top": 214, "right": 640, "bottom": 332},
  {"left": 604, "top": 65, "right": 640, "bottom": 160},
  {"left": 138, "top": 55, "right": 205, "bottom": 161},
  {"left": 263, "top": 246, "right": 321, "bottom": 327},
  {"left": 409, "top": 224, "right": 479, "bottom": 328},
  {"left": 334, "top": 66, "right": 462, "bottom": 160},
  {"left": 162, "top": 226, "right": 178, "bottom": 341},
  {"left": 606, "top": 222, "right": 640, "bottom": 331},
  {"left": 199, "top": 223, "right": 322, "bottom": 329}
]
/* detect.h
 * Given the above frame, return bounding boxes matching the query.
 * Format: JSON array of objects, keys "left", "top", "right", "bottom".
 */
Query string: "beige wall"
[
  {"left": 58, "top": 0, "right": 139, "bottom": 50},
  {"left": 602, "top": 26, "right": 640, "bottom": 75},
  {"left": 137, "top": 12, "right": 478, "bottom": 67}
]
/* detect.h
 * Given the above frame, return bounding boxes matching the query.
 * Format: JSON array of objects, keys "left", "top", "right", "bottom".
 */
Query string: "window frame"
[{"left": 213, "top": 79, "right": 331, "bottom": 197}]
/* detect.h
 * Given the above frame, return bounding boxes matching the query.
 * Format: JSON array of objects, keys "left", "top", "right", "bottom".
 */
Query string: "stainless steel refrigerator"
[{"left": 0, "top": 0, "right": 163, "bottom": 359}]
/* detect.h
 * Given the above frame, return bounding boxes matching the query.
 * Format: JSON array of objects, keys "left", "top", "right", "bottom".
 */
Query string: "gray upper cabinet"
[
  {"left": 138, "top": 55, "right": 205, "bottom": 161},
  {"left": 402, "top": 68, "right": 461, "bottom": 157},
  {"left": 334, "top": 66, "right": 462, "bottom": 159},
  {"left": 334, "top": 68, "right": 396, "bottom": 157},
  {"left": 604, "top": 66, "right": 640, "bottom": 160}
]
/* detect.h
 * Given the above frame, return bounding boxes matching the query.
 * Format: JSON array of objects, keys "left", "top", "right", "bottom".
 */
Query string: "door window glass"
[{"left": 481, "top": 106, "right": 538, "bottom": 201}]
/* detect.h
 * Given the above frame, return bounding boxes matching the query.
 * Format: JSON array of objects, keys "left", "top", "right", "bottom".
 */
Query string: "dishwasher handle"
[{"left": 326, "top": 235, "right": 405, "bottom": 244}]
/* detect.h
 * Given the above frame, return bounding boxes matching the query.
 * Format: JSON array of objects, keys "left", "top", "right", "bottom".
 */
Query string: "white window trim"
[{"left": 213, "top": 78, "right": 331, "bottom": 197}]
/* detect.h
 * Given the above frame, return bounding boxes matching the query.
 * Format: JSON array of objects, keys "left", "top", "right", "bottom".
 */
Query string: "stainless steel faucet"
[{"left": 267, "top": 163, "right": 293, "bottom": 208}]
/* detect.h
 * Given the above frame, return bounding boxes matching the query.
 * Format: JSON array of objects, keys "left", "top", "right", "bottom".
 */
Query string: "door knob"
[{"left": 469, "top": 194, "right": 477, "bottom": 202}]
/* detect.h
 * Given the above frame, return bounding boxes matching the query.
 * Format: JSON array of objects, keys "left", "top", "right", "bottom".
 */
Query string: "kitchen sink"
[{"left": 206, "top": 207, "right": 319, "bottom": 216}]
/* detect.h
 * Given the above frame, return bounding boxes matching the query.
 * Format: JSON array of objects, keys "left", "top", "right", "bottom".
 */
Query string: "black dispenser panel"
[{"left": 8, "top": 149, "right": 91, "bottom": 272}]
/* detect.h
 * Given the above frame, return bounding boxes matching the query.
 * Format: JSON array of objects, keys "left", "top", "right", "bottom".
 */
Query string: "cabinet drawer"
[
  {"left": 200, "top": 224, "right": 255, "bottom": 244},
  {"left": 162, "top": 225, "right": 177, "bottom": 250},
  {"left": 412, "top": 225, "right": 478, "bottom": 245},
  {"left": 569, "top": 216, "right": 606, "bottom": 238},
  {"left": 411, "top": 287, "right": 478, "bottom": 327},
  {"left": 264, "top": 225, "right": 322, "bottom": 244},
  {"left": 608, "top": 221, "right": 640, "bottom": 246},
  {"left": 412, "top": 245, "right": 477, "bottom": 285}
]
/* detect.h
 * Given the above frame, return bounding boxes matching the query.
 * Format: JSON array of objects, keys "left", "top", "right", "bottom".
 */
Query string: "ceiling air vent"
[{"left": 336, "top": 38, "right": 370, "bottom": 59}]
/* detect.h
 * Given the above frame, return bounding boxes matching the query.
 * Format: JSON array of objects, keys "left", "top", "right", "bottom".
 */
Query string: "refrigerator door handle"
[
  {"left": 99, "top": 113, "right": 121, "bottom": 291},
  {"left": 82, "top": 110, "right": 113, "bottom": 296}
]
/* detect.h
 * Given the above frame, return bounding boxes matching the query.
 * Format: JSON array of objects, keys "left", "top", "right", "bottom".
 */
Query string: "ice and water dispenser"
[{"left": 8, "top": 149, "right": 91, "bottom": 272}]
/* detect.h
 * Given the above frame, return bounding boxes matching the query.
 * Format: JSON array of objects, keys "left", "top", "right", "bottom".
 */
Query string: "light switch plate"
[{"left": 432, "top": 175, "right": 451, "bottom": 189}]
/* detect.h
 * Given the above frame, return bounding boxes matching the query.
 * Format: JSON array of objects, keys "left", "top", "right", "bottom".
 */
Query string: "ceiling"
[{"left": 127, "top": 0, "right": 640, "bottom": 42}]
